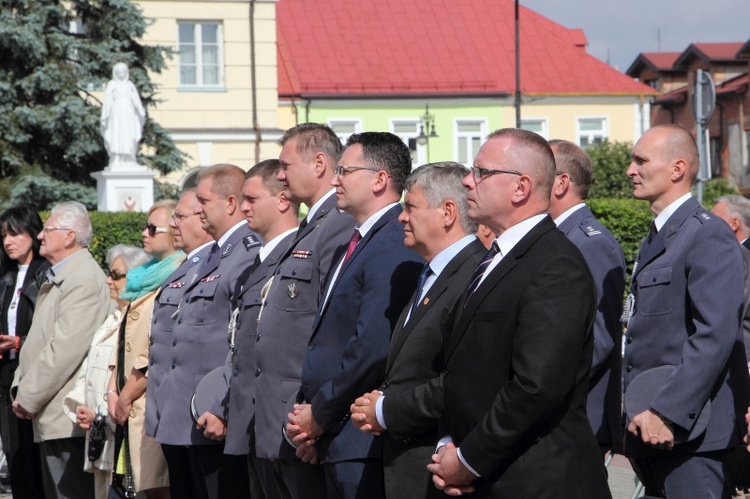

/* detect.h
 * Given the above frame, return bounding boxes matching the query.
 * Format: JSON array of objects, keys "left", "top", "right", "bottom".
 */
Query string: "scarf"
[{"left": 120, "top": 251, "right": 185, "bottom": 302}]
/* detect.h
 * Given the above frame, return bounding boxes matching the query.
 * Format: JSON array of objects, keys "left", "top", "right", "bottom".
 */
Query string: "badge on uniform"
[
  {"left": 201, "top": 274, "right": 221, "bottom": 282},
  {"left": 169, "top": 281, "right": 185, "bottom": 288},
  {"left": 287, "top": 282, "right": 298, "bottom": 299},
  {"left": 222, "top": 243, "right": 234, "bottom": 257},
  {"left": 584, "top": 225, "right": 601, "bottom": 237},
  {"left": 190, "top": 255, "right": 202, "bottom": 266},
  {"left": 244, "top": 235, "right": 262, "bottom": 250},
  {"left": 292, "top": 250, "right": 312, "bottom": 259}
]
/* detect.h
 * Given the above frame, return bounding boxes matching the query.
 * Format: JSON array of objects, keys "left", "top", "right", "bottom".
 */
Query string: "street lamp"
[{"left": 416, "top": 105, "right": 438, "bottom": 162}]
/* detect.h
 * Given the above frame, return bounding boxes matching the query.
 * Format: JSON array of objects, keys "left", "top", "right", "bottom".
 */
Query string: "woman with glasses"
[
  {"left": 64, "top": 244, "right": 150, "bottom": 499},
  {"left": 0, "top": 207, "right": 50, "bottom": 498},
  {"left": 104, "top": 200, "right": 184, "bottom": 499}
]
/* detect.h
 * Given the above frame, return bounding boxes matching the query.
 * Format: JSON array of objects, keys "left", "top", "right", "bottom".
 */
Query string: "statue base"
[{"left": 91, "top": 166, "right": 156, "bottom": 212}]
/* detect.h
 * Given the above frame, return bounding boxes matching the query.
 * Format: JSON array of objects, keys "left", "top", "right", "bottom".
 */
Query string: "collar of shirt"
[
  {"left": 187, "top": 241, "right": 214, "bottom": 261},
  {"left": 356, "top": 202, "right": 400, "bottom": 238},
  {"left": 479, "top": 214, "right": 547, "bottom": 287},
  {"left": 553, "top": 202, "right": 586, "bottom": 227},
  {"left": 305, "top": 188, "right": 337, "bottom": 224},
  {"left": 654, "top": 192, "right": 692, "bottom": 232},
  {"left": 428, "top": 235, "right": 477, "bottom": 278},
  {"left": 50, "top": 248, "right": 84, "bottom": 277},
  {"left": 259, "top": 227, "right": 297, "bottom": 262},
  {"left": 216, "top": 220, "right": 249, "bottom": 248}
]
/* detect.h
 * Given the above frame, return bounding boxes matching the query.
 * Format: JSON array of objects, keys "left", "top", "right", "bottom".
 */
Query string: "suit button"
[
  {"left": 307, "top": 343, "right": 314, "bottom": 351},
  {"left": 167, "top": 297, "right": 172, "bottom": 302},
  {"left": 383, "top": 381, "right": 390, "bottom": 388},
  {"left": 172, "top": 339, "right": 177, "bottom": 347},
  {"left": 149, "top": 338, "right": 154, "bottom": 346},
  {"left": 171, "top": 363, "right": 176, "bottom": 369},
  {"left": 178, "top": 319, "right": 183, "bottom": 324},
  {"left": 689, "top": 411, "right": 697, "bottom": 419},
  {"left": 200, "top": 289, "right": 204, "bottom": 294},
  {"left": 255, "top": 298, "right": 260, "bottom": 303},
  {"left": 292, "top": 270, "right": 297, "bottom": 276},
  {"left": 185, "top": 297, "right": 190, "bottom": 303},
  {"left": 233, "top": 368, "right": 239, "bottom": 377},
  {"left": 276, "top": 269, "right": 281, "bottom": 274},
  {"left": 256, "top": 334, "right": 261, "bottom": 342},
  {"left": 255, "top": 368, "right": 261, "bottom": 377},
  {"left": 626, "top": 337, "right": 632, "bottom": 344},
  {"left": 441, "top": 370, "right": 448, "bottom": 377},
  {"left": 232, "top": 345, "right": 238, "bottom": 354},
  {"left": 626, "top": 365, "right": 632, "bottom": 373},
  {"left": 236, "top": 322, "right": 241, "bottom": 329},
  {"left": 125, "top": 341, "right": 132, "bottom": 352}
]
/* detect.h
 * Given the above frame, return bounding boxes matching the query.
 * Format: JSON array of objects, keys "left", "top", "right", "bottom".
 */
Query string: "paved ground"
[{"left": 0, "top": 455, "right": 642, "bottom": 499}]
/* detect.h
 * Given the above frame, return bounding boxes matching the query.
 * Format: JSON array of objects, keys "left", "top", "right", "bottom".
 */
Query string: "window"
[
  {"left": 328, "top": 120, "right": 361, "bottom": 145},
  {"left": 577, "top": 117, "right": 607, "bottom": 148},
  {"left": 178, "top": 22, "right": 223, "bottom": 87},
  {"left": 520, "top": 119, "right": 548, "bottom": 139},
  {"left": 710, "top": 137, "right": 721, "bottom": 178},
  {"left": 455, "top": 120, "right": 486, "bottom": 166},
  {"left": 391, "top": 120, "right": 423, "bottom": 167}
]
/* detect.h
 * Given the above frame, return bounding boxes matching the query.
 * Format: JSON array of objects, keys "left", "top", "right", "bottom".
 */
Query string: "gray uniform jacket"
[
  {"left": 154, "top": 224, "right": 261, "bottom": 446},
  {"left": 623, "top": 197, "right": 750, "bottom": 458},
  {"left": 557, "top": 205, "right": 626, "bottom": 451},
  {"left": 224, "top": 232, "right": 295, "bottom": 455},
  {"left": 145, "top": 246, "right": 212, "bottom": 437},
  {"left": 253, "top": 195, "right": 356, "bottom": 460}
]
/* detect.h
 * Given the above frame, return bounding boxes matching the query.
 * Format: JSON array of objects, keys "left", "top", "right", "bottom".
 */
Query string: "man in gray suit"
[
  {"left": 154, "top": 164, "right": 261, "bottom": 499},
  {"left": 222, "top": 159, "right": 300, "bottom": 497},
  {"left": 548, "top": 139, "right": 626, "bottom": 455},
  {"left": 253, "top": 124, "right": 356, "bottom": 498},
  {"left": 350, "top": 162, "right": 485, "bottom": 499},
  {"left": 12, "top": 202, "right": 114, "bottom": 499},
  {"left": 623, "top": 125, "right": 750, "bottom": 497}
]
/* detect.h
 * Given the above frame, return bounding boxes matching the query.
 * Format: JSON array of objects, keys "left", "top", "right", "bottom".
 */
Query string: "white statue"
[{"left": 101, "top": 63, "right": 146, "bottom": 166}]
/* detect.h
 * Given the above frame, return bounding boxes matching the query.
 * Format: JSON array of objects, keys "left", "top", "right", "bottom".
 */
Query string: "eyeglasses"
[
  {"left": 171, "top": 212, "right": 196, "bottom": 222},
  {"left": 107, "top": 269, "right": 127, "bottom": 281},
  {"left": 334, "top": 165, "right": 388, "bottom": 177},
  {"left": 471, "top": 166, "right": 522, "bottom": 182},
  {"left": 144, "top": 223, "right": 169, "bottom": 237},
  {"left": 42, "top": 226, "right": 71, "bottom": 233}
]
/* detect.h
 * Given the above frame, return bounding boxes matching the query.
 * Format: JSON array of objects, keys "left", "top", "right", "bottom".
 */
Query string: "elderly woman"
[
  {"left": 63, "top": 244, "right": 150, "bottom": 499},
  {"left": 107, "top": 201, "right": 184, "bottom": 499}
]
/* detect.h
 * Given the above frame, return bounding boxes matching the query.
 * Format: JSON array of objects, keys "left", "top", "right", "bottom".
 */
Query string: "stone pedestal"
[{"left": 91, "top": 164, "right": 156, "bottom": 212}]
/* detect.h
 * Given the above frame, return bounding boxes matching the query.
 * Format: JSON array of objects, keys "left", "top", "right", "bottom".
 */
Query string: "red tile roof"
[
  {"left": 276, "top": 0, "right": 655, "bottom": 98},
  {"left": 738, "top": 39, "right": 750, "bottom": 59},
  {"left": 625, "top": 52, "right": 682, "bottom": 77},
  {"left": 674, "top": 42, "right": 746, "bottom": 68}
]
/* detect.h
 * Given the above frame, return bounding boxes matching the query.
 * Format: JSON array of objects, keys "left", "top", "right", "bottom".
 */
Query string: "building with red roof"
[{"left": 276, "top": 0, "right": 656, "bottom": 166}]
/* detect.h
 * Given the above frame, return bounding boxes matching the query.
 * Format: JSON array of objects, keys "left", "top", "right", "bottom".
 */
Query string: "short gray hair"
[
  {"left": 716, "top": 195, "right": 750, "bottom": 230},
  {"left": 404, "top": 162, "right": 478, "bottom": 234},
  {"left": 106, "top": 244, "right": 150, "bottom": 271},
  {"left": 50, "top": 201, "right": 93, "bottom": 247}
]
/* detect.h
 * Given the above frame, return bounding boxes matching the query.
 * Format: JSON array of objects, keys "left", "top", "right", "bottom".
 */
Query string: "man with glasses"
[
  {"left": 154, "top": 164, "right": 261, "bottom": 499},
  {"left": 548, "top": 139, "right": 626, "bottom": 457},
  {"left": 145, "top": 188, "right": 213, "bottom": 443},
  {"left": 286, "top": 132, "right": 423, "bottom": 499},
  {"left": 12, "top": 201, "right": 114, "bottom": 499},
  {"left": 425, "top": 129, "right": 610, "bottom": 497},
  {"left": 252, "top": 123, "right": 355, "bottom": 499}
]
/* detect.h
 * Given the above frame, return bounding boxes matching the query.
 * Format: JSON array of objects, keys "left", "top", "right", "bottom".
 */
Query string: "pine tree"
[{"left": 0, "top": 0, "right": 185, "bottom": 209}]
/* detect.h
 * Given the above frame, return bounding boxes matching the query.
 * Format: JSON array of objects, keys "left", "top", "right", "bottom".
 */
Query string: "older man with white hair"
[{"left": 12, "top": 201, "right": 114, "bottom": 499}]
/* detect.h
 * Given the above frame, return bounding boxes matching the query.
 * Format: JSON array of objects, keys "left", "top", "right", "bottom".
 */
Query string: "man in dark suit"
[
  {"left": 222, "top": 159, "right": 300, "bottom": 496},
  {"left": 154, "top": 164, "right": 260, "bottom": 499},
  {"left": 426, "top": 128, "right": 611, "bottom": 498},
  {"left": 253, "top": 124, "right": 356, "bottom": 499},
  {"left": 287, "top": 132, "right": 423, "bottom": 499},
  {"left": 349, "top": 161, "right": 485, "bottom": 499},
  {"left": 548, "top": 139, "right": 626, "bottom": 455},
  {"left": 623, "top": 125, "right": 749, "bottom": 498}
]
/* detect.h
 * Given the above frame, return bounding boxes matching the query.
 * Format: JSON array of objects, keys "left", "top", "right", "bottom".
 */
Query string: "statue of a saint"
[{"left": 101, "top": 63, "right": 146, "bottom": 166}]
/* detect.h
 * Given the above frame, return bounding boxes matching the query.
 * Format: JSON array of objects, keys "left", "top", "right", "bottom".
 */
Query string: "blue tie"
[
  {"left": 465, "top": 242, "right": 500, "bottom": 305},
  {"left": 411, "top": 264, "right": 433, "bottom": 315}
]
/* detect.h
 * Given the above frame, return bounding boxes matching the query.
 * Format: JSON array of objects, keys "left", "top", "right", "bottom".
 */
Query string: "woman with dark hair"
[{"left": 0, "top": 206, "right": 49, "bottom": 498}]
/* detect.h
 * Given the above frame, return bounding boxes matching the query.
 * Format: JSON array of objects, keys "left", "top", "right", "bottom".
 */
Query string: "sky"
[{"left": 523, "top": 0, "right": 750, "bottom": 72}]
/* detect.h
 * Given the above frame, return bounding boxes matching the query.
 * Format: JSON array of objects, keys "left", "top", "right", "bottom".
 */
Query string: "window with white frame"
[
  {"left": 391, "top": 120, "right": 423, "bottom": 167},
  {"left": 577, "top": 117, "right": 607, "bottom": 148},
  {"left": 520, "top": 119, "right": 548, "bottom": 139},
  {"left": 178, "top": 22, "right": 223, "bottom": 87},
  {"left": 328, "top": 119, "right": 361, "bottom": 145},
  {"left": 455, "top": 120, "right": 486, "bottom": 166}
]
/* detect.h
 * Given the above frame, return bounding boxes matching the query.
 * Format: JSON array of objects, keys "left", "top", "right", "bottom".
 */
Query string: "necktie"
[
  {"left": 465, "top": 241, "right": 500, "bottom": 304},
  {"left": 205, "top": 242, "right": 220, "bottom": 269},
  {"left": 639, "top": 222, "right": 657, "bottom": 256},
  {"left": 410, "top": 264, "right": 433, "bottom": 316},
  {"left": 295, "top": 218, "right": 309, "bottom": 240},
  {"left": 341, "top": 229, "right": 362, "bottom": 267}
]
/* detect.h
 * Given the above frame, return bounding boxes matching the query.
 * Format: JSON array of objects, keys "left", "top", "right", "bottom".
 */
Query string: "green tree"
[
  {"left": 0, "top": 0, "right": 185, "bottom": 210},
  {"left": 586, "top": 140, "right": 633, "bottom": 199}
]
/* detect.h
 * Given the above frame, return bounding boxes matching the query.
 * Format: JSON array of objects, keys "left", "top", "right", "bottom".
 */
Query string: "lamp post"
[{"left": 416, "top": 104, "right": 438, "bottom": 163}]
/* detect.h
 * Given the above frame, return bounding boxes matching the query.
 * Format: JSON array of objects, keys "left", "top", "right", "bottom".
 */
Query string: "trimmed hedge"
[{"left": 588, "top": 198, "right": 652, "bottom": 276}]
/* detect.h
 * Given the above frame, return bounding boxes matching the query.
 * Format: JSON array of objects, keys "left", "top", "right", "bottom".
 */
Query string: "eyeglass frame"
[
  {"left": 107, "top": 269, "right": 127, "bottom": 281},
  {"left": 42, "top": 226, "right": 72, "bottom": 233},
  {"left": 171, "top": 211, "right": 197, "bottom": 222},
  {"left": 470, "top": 166, "right": 523, "bottom": 182},
  {"left": 334, "top": 165, "right": 391, "bottom": 177},
  {"left": 143, "top": 223, "right": 169, "bottom": 237}
]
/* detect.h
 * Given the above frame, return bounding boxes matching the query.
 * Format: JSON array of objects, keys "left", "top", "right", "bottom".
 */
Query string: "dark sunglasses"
[
  {"left": 107, "top": 269, "right": 127, "bottom": 281},
  {"left": 144, "top": 223, "right": 169, "bottom": 237}
]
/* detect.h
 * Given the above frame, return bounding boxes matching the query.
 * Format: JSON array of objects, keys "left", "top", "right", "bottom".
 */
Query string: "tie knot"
[
  {"left": 420, "top": 264, "right": 432, "bottom": 279},
  {"left": 350, "top": 229, "right": 362, "bottom": 244}
]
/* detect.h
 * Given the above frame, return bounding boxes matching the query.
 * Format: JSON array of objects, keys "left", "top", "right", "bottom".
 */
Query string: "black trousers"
[{"left": 161, "top": 443, "right": 250, "bottom": 499}]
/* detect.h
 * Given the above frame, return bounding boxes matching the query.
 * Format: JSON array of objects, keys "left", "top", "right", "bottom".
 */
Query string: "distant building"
[{"left": 627, "top": 42, "right": 750, "bottom": 191}]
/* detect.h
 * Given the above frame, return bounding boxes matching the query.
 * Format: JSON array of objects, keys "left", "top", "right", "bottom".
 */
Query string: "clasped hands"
[{"left": 286, "top": 403, "right": 322, "bottom": 464}]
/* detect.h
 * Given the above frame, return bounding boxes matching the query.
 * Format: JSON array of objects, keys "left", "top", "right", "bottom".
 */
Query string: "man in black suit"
[
  {"left": 286, "top": 132, "right": 423, "bottom": 499},
  {"left": 548, "top": 139, "right": 626, "bottom": 455},
  {"left": 349, "top": 161, "right": 485, "bottom": 499},
  {"left": 427, "top": 128, "right": 611, "bottom": 497}
]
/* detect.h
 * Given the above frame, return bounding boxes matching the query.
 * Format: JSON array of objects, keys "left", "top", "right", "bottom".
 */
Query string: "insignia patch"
[
  {"left": 244, "top": 235, "right": 262, "bottom": 250},
  {"left": 293, "top": 250, "right": 313, "bottom": 259},
  {"left": 168, "top": 281, "right": 185, "bottom": 288},
  {"left": 423, "top": 297, "right": 430, "bottom": 306},
  {"left": 190, "top": 255, "right": 202, "bottom": 266},
  {"left": 287, "top": 282, "right": 298, "bottom": 299},
  {"left": 584, "top": 225, "right": 602, "bottom": 237},
  {"left": 700, "top": 213, "right": 711, "bottom": 220},
  {"left": 201, "top": 275, "right": 221, "bottom": 282},
  {"left": 222, "top": 243, "right": 234, "bottom": 257}
]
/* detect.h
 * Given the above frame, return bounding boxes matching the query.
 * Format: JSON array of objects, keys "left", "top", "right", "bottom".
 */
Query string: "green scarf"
[{"left": 120, "top": 251, "right": 185, "bottom": 302}]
